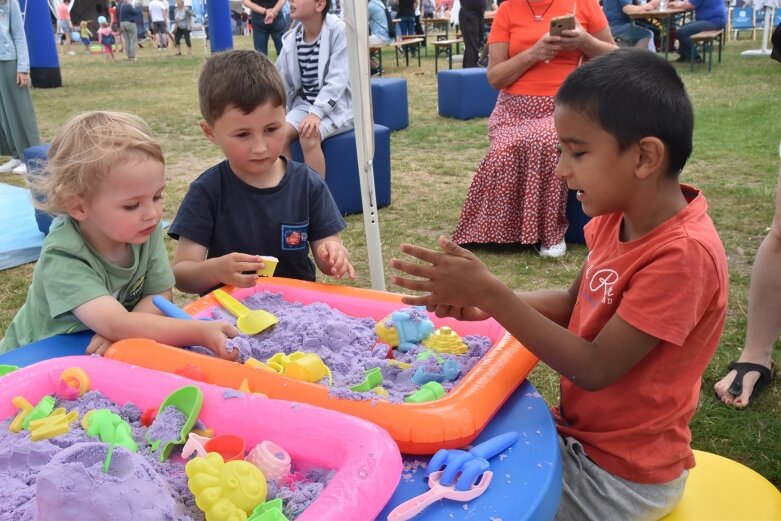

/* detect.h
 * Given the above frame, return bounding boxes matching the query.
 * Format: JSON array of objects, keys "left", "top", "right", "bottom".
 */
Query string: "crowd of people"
[{"left": 0, "top": 0, "right": 778, "bottom": 519}]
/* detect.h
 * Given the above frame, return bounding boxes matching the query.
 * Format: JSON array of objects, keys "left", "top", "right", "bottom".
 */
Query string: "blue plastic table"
[
  {"left": 380, "top": 379, "right": 562, "bottom": 521},
  {"left": 0, "top": 330, "right": 92, "bottom": 367}
]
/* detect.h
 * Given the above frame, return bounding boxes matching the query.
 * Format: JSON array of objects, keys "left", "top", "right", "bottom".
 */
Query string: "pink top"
[
  {"left": 98, "top": 27, "right": 113, "bottom": 44},
  {"left": 57, "top": 3, "right": 70, "bottom": 21}
]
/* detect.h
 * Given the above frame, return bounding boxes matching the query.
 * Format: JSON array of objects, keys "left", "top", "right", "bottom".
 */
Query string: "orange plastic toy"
[{"left": 105, "top": 278, "right": 538, "bottom": 454}]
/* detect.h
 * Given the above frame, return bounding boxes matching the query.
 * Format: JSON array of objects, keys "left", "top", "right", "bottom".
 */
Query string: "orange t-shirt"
[
  {"left": 553, "top": 185, "right": 728, "bottom": 484},
  {"left": 488, "top": 0, "right": 608, "bottom": 96}
]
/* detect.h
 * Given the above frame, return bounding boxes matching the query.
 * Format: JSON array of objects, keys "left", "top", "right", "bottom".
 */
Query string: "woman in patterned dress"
[{"left": 452, "top": 0, "right": 615, "bottom": 257}]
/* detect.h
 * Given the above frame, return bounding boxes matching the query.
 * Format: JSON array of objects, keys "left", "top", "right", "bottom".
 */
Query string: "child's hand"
[
  {"left": 315, "top": 240, "right": 356, "bottom": 279},
  {"left": 196, "top": 320, "right": 241, "bottom": 361},
  {"left": 299, "top": 114, "right": 321, "bottom": 139},
  {"left": 85, "top": 333, "right": 114, "bottom": 356},
  {"left": 391, "top": 236, "right": 497, "bottom": 312},
  {"left": 426, "top": 303, "right": 491, "bottom": 321},
  {"left": 213, "top": 253, "right": 267, "bottom": 288}
]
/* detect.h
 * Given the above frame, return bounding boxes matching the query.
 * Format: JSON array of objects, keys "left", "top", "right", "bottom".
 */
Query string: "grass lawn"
[{"left": 1, "top": 35, "right": 779, "bottom": 488}]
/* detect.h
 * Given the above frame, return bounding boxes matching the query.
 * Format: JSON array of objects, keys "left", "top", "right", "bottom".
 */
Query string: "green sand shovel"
[{"left": 145, "top": 385, "right": 204, "bottom": 462}]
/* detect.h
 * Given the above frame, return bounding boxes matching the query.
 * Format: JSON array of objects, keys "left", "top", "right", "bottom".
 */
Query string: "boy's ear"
[
  {"left": 634, "top": 137, "right": 667, "bottom": 180},
  {"left": 199, "top": 119, "right": 218, "bottom": 144}
]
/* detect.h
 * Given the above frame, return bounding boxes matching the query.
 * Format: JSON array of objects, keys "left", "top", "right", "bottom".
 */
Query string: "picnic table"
[{"left": 629, "top": 7, "right": 687, "bottom": 59}]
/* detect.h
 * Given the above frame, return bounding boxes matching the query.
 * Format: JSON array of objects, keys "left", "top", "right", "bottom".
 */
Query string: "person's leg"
[
  {"left": 184, "top": 29, "right": 192, "bottom": 55},
  {"left": 121, "top": 22, "right": 135, "bottom": 58},
  {"left": 126, "top": 21, "right": 138, "bottom": 59},
  {"left": 676, "top": 20, "right": 718, "bottom": 60},
  {"left": 282, "top": 122, "right": 299, "bottom": 161},
  {"left": 270, "top": 14, "right": 286, "bottom": 57},
  {"left": 0, "top": 60, "right": 41, "bottom": 166},
  {"left": 64, "top": 26, "right": 73, "bottom": 55},
  {"left": 252, "top": 15, "right": 270, "bottom": 55},
  {"left": 400, "top": 17, "right": 414, "bottom": 36},
  {"left": 300, "top": 132, "right": 325, "bottom": 178},
  {"left": 459, "top": 8, "right": 481, "bottom": 68},
  {"left": 556, "top": 436, "right": 687, "bottom": 521},
  {"left": 714, "top": 154, "right": 781, "bottom": 407},
  {"left": 174, "top": 28, "right": 182, "bottom": 54}
]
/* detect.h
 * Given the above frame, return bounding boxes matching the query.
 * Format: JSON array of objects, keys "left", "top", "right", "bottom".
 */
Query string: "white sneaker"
[
  {"left": 11, "top": 162, "right": 27, "bottom": 175},
  {"left": 539, "top": 240, "right": 567, "bottom": 258},
  {"left": 0, "top": 158, "right": 22, "bottom": 173}
]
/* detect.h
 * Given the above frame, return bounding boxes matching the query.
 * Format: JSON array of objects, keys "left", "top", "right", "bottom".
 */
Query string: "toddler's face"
[
  {"left": 72, "top": 157, "right": 166, "bottom": 255},
  {"left": 201, "top": 102, "right": 287, "bottom": 182}
]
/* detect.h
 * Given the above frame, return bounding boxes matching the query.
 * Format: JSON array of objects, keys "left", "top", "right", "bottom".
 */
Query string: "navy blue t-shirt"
[{"left": 168, "top": 159, "right": 346, "bottom": 282}]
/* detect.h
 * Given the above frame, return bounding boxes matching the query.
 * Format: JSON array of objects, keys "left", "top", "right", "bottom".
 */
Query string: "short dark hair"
[
  {"left": 555, "top": 48, "right": 693, "bottom": 177},
  {"left": 198, "top": 50, "right": 287, "bottom": 125},
  {"left": 323, "top": 0, "right": 332, "bottom": 19}
]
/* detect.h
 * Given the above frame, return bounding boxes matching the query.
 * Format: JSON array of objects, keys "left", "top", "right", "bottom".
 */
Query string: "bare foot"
[{"left": 713, "top": 354, "right": 773, "bottom": 408}]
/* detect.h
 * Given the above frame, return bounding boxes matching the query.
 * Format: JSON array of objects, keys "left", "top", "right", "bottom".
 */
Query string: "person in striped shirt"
[{"left": 277, "top": 0, "right": 353, "bottom": 177}]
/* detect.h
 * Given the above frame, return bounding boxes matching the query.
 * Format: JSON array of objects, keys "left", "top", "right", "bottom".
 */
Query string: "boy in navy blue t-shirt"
[{"left": 169, "top": 50, "right": 355, "bottom": 295}]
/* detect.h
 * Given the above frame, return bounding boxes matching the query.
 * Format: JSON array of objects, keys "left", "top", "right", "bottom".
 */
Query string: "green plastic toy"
[
  {"left": 146, "top": 385, "right": 204, "bottom": 462},
  {"left": 349, "top": 367, "right": 383, "bottom": 392},
  {"left": 248, "top": 498, "right": 289, "bottom": 521},
  {"left": 405, "top": 381, "right": 447, "bottom": 403},
  {"left": 21, "top": 395, "right": 55, "bottom": 429},
  {"left": 0, "top": 364, "right": 18, "bottom": 377},
  {"left": 84, "top": 409, "right": 138, "bottom": 452}
]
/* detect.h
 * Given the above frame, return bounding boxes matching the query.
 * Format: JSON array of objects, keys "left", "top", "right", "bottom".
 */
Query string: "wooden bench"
[
  {"left": 400, "top": 34, "right": 428, "bottom": 57},
  {"left": 690, "top": 29, "right": 724, "bottom": 72},
  {"left": 369, "top": 38, "right": 425, "bottom": 75},
  {"left": 433, "top": 38, "right": 463, "bottom": 72}
]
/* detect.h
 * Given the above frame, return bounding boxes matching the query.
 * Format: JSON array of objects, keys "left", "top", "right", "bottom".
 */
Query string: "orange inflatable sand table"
[{"left": 106, "top": 278, "right": 538, "bottom": 454}]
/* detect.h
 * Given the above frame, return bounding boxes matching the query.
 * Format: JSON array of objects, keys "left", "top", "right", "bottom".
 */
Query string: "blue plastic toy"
[
  {"left": 426, "top": 431, "right": 520, "bottom": 491},
  {"left": 375, "top": 309, "right": 436, "bottom": 353},
  {"left": 152, "top": 295, "right": 194, "bottom": 320},
  {"left": 411, "top": 358, "right": 461, "bottom": 386}
]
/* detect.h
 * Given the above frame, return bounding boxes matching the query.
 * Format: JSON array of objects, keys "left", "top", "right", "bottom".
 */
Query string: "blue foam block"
[
  {"left": 371, "top": 77, "right": 409, "bottom": 131},
  {"left": 438, "top": 68, "right": 499, "bottom": 120},
  {"left": 0, "top": 330, "right": 93, "bottom": 367},
  {"left": 0, "top": 183, "right": 46, "bottom": 270},
  {"left": 23, "top": 144, "right": 53, "bottom": 235},
  {"left": 291, "top": 125, "right": 391, "bottom": 215},
  {"left": 565, "top": 189, "right": 591, "bottom": 244}
]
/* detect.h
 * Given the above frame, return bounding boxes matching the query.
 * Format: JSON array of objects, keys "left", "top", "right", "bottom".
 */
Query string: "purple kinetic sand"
[
  {"left": 1, "top": 390, "right": 332, "bottom": 521},
  {"left": 195, "top": 292, "right": 494, "bottom": 403},
  {"left": 148, "top": 405, "right": 188, "bottom": 446}
]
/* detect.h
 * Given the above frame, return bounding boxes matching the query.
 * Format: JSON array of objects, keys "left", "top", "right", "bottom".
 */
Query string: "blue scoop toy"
[
  {"left": 152, "top": 296, "right": 195, "bottom": 320},
  {"left": 425, "top": 431, "right": 519, "bottom": 491}
]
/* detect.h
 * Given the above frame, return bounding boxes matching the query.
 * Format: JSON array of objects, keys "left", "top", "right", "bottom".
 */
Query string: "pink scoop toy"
[{"left": 386, "top": 470, "right": 493, "bottom": 521}]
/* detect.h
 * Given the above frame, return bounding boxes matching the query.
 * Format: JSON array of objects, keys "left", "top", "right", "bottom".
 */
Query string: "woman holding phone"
[{"left": 452, "top": 0, "right": 615, "bottom": 257}]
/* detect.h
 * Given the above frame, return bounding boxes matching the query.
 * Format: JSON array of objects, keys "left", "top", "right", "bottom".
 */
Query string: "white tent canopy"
[{"left": 342, "top": 1, "right": 386, "bottom": 291}]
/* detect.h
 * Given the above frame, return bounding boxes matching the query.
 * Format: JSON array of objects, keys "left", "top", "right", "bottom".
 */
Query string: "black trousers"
[{"left": 459, "top": 7, "right": 485, "bottom": 68}]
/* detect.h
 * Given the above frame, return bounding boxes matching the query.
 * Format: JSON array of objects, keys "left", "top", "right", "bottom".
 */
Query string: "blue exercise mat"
[{"left": 0, "top": 183, "right": 45, "bottom": 271}]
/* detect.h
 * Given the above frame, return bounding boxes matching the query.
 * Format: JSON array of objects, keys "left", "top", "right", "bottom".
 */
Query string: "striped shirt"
[{"left": 296, "top": 31, "right": 321, "bottom": 104}]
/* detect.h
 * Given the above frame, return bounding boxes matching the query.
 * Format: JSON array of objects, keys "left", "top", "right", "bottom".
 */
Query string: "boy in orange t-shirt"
[{"left": 391, "top": 48, "right": 728, "bottom": 520}]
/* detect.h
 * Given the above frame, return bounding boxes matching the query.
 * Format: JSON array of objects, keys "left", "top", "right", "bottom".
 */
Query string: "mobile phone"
[{"left": 550, "top": 14, "right": 576, "bottom": 36}]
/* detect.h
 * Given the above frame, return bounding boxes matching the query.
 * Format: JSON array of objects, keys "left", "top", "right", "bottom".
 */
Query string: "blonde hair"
[{"left": 30, "top": 111, "right": 164, "bottom": 215}]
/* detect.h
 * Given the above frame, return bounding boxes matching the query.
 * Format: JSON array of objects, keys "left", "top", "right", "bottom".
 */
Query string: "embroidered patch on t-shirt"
[{"left": 281, "top": 223, "right": 309, "bottom": 250}]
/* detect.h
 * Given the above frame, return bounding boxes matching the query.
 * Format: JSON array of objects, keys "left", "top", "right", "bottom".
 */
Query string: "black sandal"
[{"left": 723, "top": 361, "right": 774, "bottom": 404}]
